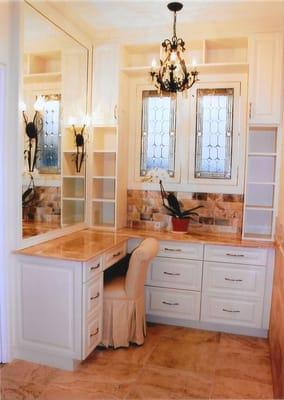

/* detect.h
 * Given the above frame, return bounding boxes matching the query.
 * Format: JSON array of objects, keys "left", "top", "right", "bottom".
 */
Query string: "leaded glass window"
[
  {"left": 38, "top": 94, "right": 61, "bottom": 174},
  {"left": 195, "top": 88, "right": 234, "bottom": 179},
  {"left": 140, "top": 90, "right": 176, "bottom": 177}
]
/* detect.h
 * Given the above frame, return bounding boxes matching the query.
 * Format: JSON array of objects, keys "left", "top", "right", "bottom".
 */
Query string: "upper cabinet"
[
  {"left": 248, "top": 33, "right": 283, "bottom": 125},
  {"left": 92, "top": 44, "right": 120, "bottom": 127}
]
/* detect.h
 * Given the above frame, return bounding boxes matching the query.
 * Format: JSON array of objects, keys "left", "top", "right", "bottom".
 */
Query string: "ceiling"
[{"left": 51, "top": 0, "right": 284, "bottom": 39}]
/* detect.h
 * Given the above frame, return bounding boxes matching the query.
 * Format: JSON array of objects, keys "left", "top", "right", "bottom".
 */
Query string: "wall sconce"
[
  {"left": 68, "top": 116, "right": 89, "bottom": 173},
  {"left": 21, "top": 96, "right": 45, "bottom": 172}
]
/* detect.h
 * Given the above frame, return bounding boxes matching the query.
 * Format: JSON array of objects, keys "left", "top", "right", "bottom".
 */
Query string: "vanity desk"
[{"left": 15, "top": 228, "right": 275, "bottom": 370}]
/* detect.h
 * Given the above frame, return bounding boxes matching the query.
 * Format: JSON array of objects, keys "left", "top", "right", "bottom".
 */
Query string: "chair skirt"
[{"left": 102, "top": 295, "right": 146, "bottom": 348}]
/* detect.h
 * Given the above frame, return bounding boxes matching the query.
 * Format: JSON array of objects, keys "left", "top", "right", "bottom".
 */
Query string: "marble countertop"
[
  {"left": 16, "top": 227, "right": 275, "bottom": 262},
  {"left": 117, "top": 228, "right": 275, "bottom": 249},
  {"left": 16, "top": 230, "right": 129, "bottom": 262}
]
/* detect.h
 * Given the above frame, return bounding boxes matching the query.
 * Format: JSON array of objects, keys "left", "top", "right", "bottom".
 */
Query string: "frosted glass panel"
[
  {"left": 140, "top": 90, "right": 176, "bottom": 177},
  {"left": 195, "top": 88, "right": 234, "bottom": 179}
]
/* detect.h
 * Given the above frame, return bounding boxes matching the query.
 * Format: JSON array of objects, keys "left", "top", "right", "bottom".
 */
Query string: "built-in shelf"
[
  {"left": 63, "top": 175, "right": 85, "bottom": 179},
  {"left": 248, "top": 152, "right": 277, "bottom": 156},
  {"left": 92, "top": 198, "right": 115, "bottom": 203},
  {"left": 93, "top": 150, "right": 116, "bottom": 153},
  {"left": 121, "top": 62, "right": 248, "bottom": 76},
  {"left": 93, "top": 176, "right": 116, "bottom": 179},
  {"left": 62, "top": 197, "right": 85, "bottom": 201},
  {"left": 242, "top": 232, "right": 273, "bottom": 241}
]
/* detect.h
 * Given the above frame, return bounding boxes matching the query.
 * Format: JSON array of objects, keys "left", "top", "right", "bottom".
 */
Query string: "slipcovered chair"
[{"left": 102, "top": 238, "right": 159, "bottom": 348}]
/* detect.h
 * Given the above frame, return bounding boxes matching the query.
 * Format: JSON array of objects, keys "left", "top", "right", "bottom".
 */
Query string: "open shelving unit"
[
  {"left": 23, "top": 51, "right": 61, "bottom": 83},
  {"left": 121, "top": 37, "right": 249, "bottom": 76},
  {"left": 92, "top": 126, "right": 117, "bottom": 229},
  {"left": 61, "top": 125, "right": 86, "bottom": 226},
  {"left": 243, "top": 126, "right": 279, "bottom": 240}
]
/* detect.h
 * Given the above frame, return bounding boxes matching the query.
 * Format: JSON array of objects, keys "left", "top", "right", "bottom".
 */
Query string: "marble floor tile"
[
  {"left": 1, "top": 359, "right": 56, "bottom": 385},
  {"left": 211, "top": 375, "right": 274, "bottom": 399},
  {"left": 215, "top": 350, "right": 273, "bottom": 385},
  {"left": 89, "top": 334, "right": 159, "bottom": 367},
  {"left": 219, "top": 332, "right": 270, "bottom": 356},
  {"left": 147, "top": 335, "right": 219, "bottom": 376},
  {"left": 0, "top": 324, "right": 274, "bottom": 400},
  {"left": 126, "top": 365, "right": 212, "bottom": 400}
]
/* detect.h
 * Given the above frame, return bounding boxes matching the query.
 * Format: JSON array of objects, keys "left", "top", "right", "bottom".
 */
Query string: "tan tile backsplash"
[
  {"left": 22, "top": 186, "right": 61, "bottom": 224},
  {"left": 127, "top": 190, "right": 244, "bottom": 235}
]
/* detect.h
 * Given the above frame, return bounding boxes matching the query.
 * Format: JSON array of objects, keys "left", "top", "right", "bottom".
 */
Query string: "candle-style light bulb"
[
  {"left": 19, "top": 101, "right": 27, "bottom": 113},
  {"left": 192, "top": 58, "right": 197, "bottom": 68},
  {"left": 170, "top": 51, "right": 177, "bottom": 62},
  {"left": 33, "top": 96, "right": 45, "bottom": 112},
  {"left": 151, "top": 58, "right": 157, "bottom": 71}
]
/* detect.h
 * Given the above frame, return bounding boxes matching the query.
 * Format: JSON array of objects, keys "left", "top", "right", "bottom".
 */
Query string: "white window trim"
[
  {"left": 128, "top": 73, "right": 247, "bottom": 194},
  {"left": 187, "top": 75, "right": 246, "bottom": 193}
]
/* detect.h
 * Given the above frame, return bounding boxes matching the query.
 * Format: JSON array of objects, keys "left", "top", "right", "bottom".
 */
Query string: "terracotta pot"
[{"left": 171, "top": 217, "right": 189, "bottom": 233}]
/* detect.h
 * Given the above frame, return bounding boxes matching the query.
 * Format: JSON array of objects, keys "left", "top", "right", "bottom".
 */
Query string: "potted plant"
[{"left": 159, "top": 180, "right": 203, "bottom": 232}]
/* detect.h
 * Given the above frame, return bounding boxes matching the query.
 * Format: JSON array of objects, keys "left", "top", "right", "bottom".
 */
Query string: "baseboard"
[{"left": 146, "top": 315, "right": 268, "bottom": 338}]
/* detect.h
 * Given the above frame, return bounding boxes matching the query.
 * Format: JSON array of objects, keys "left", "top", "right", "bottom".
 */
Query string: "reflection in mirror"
[{"left": 22, "top": 3, "right": 88, "bottom": 239}]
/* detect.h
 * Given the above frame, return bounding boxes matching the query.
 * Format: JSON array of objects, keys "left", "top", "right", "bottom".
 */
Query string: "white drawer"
[
  {"left": 83, "top": 256, "right": 102, "bottom": 283},
  {"left": 203, "top": 262, "right": 265, "bottom": 297},
  {"left": 103, "top": 243, "right": 127, "bottom": 271},
  {"left": 83, "top": 316, "right": 101, "bottom": 359},
  {"left": 146, "top": 257, "right": 202, "bottom": 291},
  {"left": 145, "top": 286, "right": 200, "bottom": 321},
  {"left": 201, "top": 293, "right": 263, "bottom": 328},
  {"left": 158, "top": 241, "right": 203, "bottom": 260},
  {"left": 204, "top": 245, "right": 268, "bottom": 266},
  {"left": 83, "top": 275, "right": 103, "bottom": 320}
]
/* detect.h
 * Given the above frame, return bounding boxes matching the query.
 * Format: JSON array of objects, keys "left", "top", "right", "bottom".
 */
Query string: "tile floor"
[{"left": 0, "top": 323, "right": 274, "bottom": 399}]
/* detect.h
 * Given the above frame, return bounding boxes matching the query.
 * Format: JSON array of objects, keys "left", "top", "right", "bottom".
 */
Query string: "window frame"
[
  {"left": 188, "top": 78, "right": 246, "bottom": 193},
  {"left": 130, "top": 82, "right": 181, "bottom": 187}
]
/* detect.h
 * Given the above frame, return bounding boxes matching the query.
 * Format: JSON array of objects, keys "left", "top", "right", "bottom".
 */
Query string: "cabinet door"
[
  {"left": 249, "top": 33, "right": 283, "bottom": 124},
  {"left": 93, "top": 44, "right": 119, "bottom": 126}
]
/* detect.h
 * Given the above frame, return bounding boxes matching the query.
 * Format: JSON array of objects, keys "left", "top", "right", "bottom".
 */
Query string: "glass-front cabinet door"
[{"left": 188, "top": 81, "right": 243, "bottom": 192}]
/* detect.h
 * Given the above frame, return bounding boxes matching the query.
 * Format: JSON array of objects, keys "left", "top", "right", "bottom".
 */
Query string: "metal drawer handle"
[
  {"left": 113, "top": 251, "right": 121, "bottom": 258},
  {"left": 90, "top": 263, "right": 100, "bottom": 271},
  {"left": 226, "top": 253, "right": 244, "bottom": 257},
  {"left": 222, "top": 308, "right": 240, "bottom": 313},
  {"left": 90, "top": 328, "right": 99, "bottom": 337},
  {"left": 163, "top": 272, "right": 181, "bottom": 276},
  {"left": 225, "top": 277, "right": 243, "bottom": 282},
  {"left": 162, "top": 301, "right": 179, "bottom": 306},
  {"left": 90, "top": 292, "right": 100, "bottom": 300},
  {"left": 164, "top": 248, "right": 182, "bottom": 252}
]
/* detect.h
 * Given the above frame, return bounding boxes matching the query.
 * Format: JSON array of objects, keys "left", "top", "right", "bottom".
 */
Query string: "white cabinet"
[
  {"left": 143, "top": 240, "right": 274, "bottom": 337},
  {"left": 248, "top": 33, "right": 283, "bottom": 124},
  {"left": 92, "top": 44, "right": 120, "bottom": 126},
  {"left": 145, "top": 240, "right": 203, "bottom": 323},
  {"left": 15, "top": 254, "right": 104, "bottom": 370}
]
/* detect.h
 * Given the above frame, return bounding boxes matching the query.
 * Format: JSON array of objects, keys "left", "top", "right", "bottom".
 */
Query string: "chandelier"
[{"left": 150, "top": 2, "right": 198, "bottom": 94}]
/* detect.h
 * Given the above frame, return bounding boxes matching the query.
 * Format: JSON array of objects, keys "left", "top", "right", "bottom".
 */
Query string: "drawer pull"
[
  {"left": 113, "top": 251, "right": 121, "bottom": 258},
  {"left": 162, "top": 301, "right": 179, "bottom": 306},
  {"left": 164, "top": 248, "right": 182, "bottom": 252},
  {"left": 90, "top": 292, "right": 100, "bottom": 300},
  {"left": 163, "top": 271, "right": 181, "bottom": 276},
  {"left": 226, "top": 253, "right": 244, "bottom": 257},
  {"left": 90, "top": 328, "right": 99, "bottom": 337},
  {"left": 90, "top": 263, "right": 100, "bottom": 271},
  {"left": 225, "top": 277, "right": 243, "bottom": 282},
  {"left": 222, "top": 308, "right": 240, "bottom": 313}
]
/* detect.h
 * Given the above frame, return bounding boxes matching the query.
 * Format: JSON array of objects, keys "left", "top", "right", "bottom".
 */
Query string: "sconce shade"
[{"left": 25, "top": 121, "right": 37, "bottom": 139}]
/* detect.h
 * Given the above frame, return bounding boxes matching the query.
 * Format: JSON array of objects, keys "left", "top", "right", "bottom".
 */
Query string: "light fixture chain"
[{"left": 173, "top": 11, "right": 177, "bottom": 39}]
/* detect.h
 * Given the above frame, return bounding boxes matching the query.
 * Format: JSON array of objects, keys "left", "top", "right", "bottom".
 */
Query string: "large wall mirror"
[{"left": 21, "top": 3, "right": 88, "bottom": 239}]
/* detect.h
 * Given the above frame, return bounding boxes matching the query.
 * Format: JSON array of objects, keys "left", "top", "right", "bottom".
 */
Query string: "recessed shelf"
[
  {"left": 92, "top": 198, "right": 115, "bottom": 203},
  {"left": 121, "top": 62, "right": 248, "bottom": 76},
  {"left": 62, "top": 197, "right": 85, "bottom": 201},
  {"left": 248, "top": 152, "right": 277, "bottom": 156},
  {"left": 62, "top": 199, "right": 84, "bottom": 225},
  {"left": 93, "top": 150, "right": 116, "bottom": 153},
  {"left": 93, "top": 176, "right": 116, "bottom": 179},
  {"left": 24, "top": 72, "right": 61, "bottom": 82},
  {"left": 63, "top": 175, "right": 85, "bottom": 179},
  {"left": 244, "top": 208, "right": 274, "bottom": 237},
  {"left": 242, "top": 232, "right": 273, "bottom": 241},
  {"left": 245, "top": 205, "right": 274, "bottom": 211},
  {"left": 93, "top": 152, "right": 116, "bottom": 177},
  {"left": 92, "top": 201, "right": 115, "bottom": 227}
]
